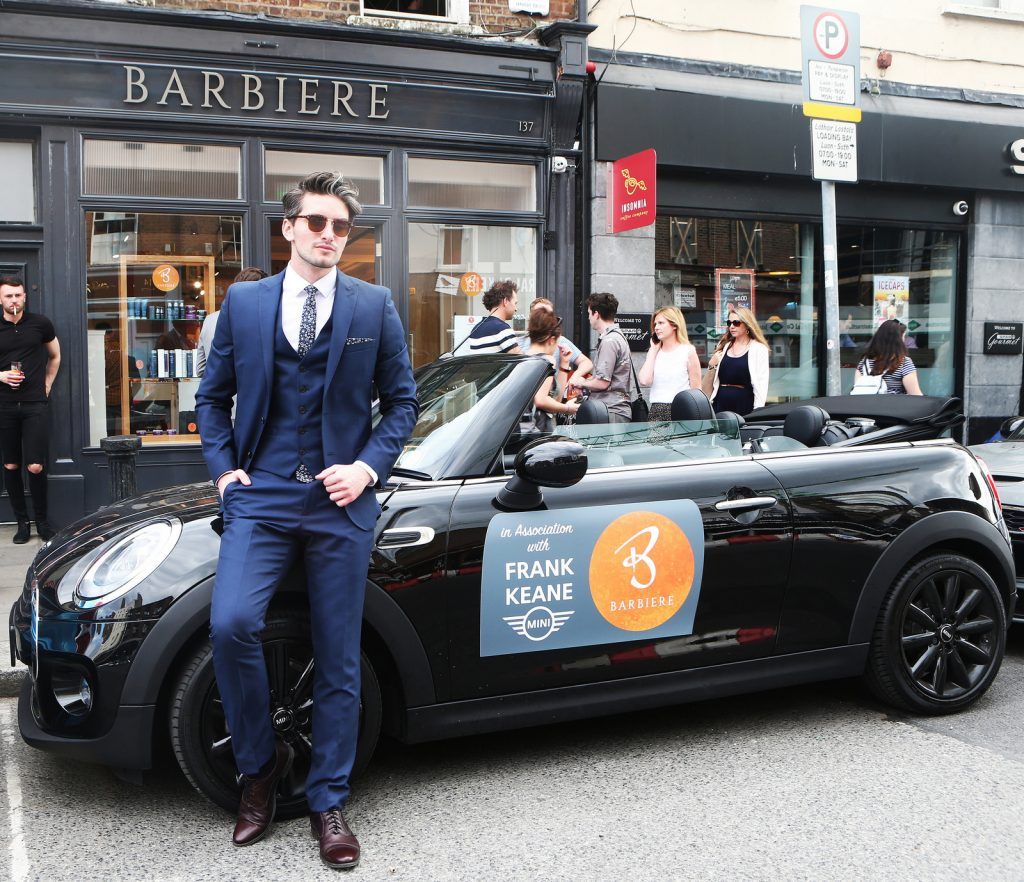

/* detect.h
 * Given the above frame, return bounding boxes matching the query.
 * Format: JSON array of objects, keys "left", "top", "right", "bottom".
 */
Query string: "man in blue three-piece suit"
[{"left": 196, "top": 171, "right": 418, "bottom": 870}]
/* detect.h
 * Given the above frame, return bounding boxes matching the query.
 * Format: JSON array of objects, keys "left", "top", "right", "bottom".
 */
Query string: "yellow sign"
[
  {"left": 152, "top": 265, "right": 180, "bottom": 292},
  {"left": 802, "top": 101, "right": 862, "bottom": 123},
  {"left": 459, "top": 272, "right": 485, "bottom": 297}
]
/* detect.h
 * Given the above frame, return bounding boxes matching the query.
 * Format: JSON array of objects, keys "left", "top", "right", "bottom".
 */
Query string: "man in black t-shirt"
[{"left": 0, "top": 276, "right": 61, "bottom": 543}]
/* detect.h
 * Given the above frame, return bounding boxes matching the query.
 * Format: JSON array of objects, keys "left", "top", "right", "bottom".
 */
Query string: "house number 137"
[{"left": 518, "top": 120, "right": 535, "bottom": 133}]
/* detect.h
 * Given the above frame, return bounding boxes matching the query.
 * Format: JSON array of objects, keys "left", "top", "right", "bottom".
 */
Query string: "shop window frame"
[
  {"left": 360, "top": 0, "right": 469, "bottom": 25},
  {"left": 0, "top": 137, "right": 40, "bottom": 227},
  {"left": 80, "top": 131, "right": 247, "bottom": 204},
  {"left": 404, "top": 150, "right": 542, "bottom": 218},
  {"left": 259, "top": 142, "right": 392, "bottom": 209}
]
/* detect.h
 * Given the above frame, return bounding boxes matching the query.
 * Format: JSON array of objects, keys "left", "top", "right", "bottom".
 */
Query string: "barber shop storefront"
[
  {"left": 592, "top": 53, "right": 1024, "bottom": 441},
  {"left": 0, "top": 2, "right": 590, "bottom": 521}
]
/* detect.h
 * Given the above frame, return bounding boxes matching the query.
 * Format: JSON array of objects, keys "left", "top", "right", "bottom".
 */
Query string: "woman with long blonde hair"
[
  {"left": 638, "top": 306, "right": 702, "bottom": 421},
  {"left": 703, "top": 306, "right": 770, "bottom": 415}
]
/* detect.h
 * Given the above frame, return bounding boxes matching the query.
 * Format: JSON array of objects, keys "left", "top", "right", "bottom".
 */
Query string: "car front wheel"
[
  {"left": 865, "top": 552, "right": 1007, "bottom": 714},
  {"left": 168, "top": 608, "right": 382, "bottom": 817}
]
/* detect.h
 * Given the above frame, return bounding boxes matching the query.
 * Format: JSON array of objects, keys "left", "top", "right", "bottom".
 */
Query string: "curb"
[{"left": 0, "top": 667, "right": 26, "bottom": 698}]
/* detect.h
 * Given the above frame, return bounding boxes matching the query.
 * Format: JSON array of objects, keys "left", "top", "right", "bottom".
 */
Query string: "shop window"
[
  {"left": 407, "top": 223, "right": 536, "bottom": 366},
  {"left": 0, "top": 142, "right": 35, "bottom": 223},
  {"left": 267, "top": 217, "right": 380, "bottom": 284},
  {"left": 408, "top": 158, "right": 536, "bottom": 212},
  {"left": 655, "top": 216, "right": 819, "bottom": 403},
  {"left": 264, "top": 150, "right": 384, "bottom": 206},
  {"left": 361, "top": 0, "right": 468, "bottom": 21},
  {"left": 83, "top": 139, "right": 241, "bottom": 200},
  {"left": 84, "top": 211, "right": 243, "bottom": 447},
  {"left": 837, "top": 226, "right": 958, "bottom": 397}
]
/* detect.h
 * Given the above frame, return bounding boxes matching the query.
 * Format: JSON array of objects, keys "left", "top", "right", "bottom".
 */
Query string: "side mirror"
[
  {"left": 1000, "top": 417, "right": 1024, "bottom": 439},
  {"left": 496, "top": 437, "right": 587, "bottom": 510}
]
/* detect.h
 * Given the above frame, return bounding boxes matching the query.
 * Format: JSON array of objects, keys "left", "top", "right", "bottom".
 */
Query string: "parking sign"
[{"left": 800, "top": 6, "right": 861, "bottom": 122}]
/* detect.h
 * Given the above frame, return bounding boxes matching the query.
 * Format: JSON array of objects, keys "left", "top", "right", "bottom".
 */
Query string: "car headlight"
[{"left": 64, "top": 518, "right": 183, "bottom": 610}]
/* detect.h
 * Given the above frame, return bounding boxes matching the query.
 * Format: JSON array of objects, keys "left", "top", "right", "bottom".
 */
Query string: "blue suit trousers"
[{"left": 210, "top": 468, "right": 373, "bottom": 811}]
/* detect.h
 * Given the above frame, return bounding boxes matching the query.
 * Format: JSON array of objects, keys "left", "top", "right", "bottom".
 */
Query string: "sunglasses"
[
  {"left": 726, "top": 319, "right": 745, "bottom": 327},
  {"left": 291, "top": 214, "right": 354, "bottom": 237}
]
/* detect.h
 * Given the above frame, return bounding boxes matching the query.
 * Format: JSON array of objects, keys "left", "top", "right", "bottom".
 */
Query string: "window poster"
[
  {"left": 714, "top": 269, "right": 756, "bottom": 329},
  {"left": 872, "top": 275, "right": 910, "bottom": 326}
]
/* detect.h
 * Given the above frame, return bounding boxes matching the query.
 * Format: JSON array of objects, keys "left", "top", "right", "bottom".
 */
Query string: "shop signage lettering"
[
  {"left": 984, "top": 322, "right": 1024, "bottom": 356},
  {"left": 1011, "top": 138, "right": 1024, "bottom": 176},
  {"left": 608, "top": 148, "right": 657, "bottom": 234},
  {"left": 123, "top": 65, "right": 391, "bottom": 120}
]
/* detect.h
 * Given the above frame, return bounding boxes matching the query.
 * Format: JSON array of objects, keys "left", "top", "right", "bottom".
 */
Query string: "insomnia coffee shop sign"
[
  {"left": 480, "top": 500, "right": 705, "bottom": 656},
  {"left": 0, "top": 55, "right": 546, "bottom": 139},
  {"left": 607, "top": 148, "right": 657, "bottom": 234}
]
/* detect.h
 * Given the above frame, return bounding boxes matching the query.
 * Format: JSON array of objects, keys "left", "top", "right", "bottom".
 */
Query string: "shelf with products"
[{"left": 119, "top": 255, "right": 215, "bottom": 444}]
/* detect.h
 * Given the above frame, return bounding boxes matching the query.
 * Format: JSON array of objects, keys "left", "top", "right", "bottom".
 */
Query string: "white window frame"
[{"left": 360, "top": 0, "right": 469, "bottom": 25}]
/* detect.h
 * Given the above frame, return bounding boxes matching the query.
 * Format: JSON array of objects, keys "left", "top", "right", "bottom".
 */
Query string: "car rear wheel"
[
  {"left": 865, "top": 553, "right": 1007, "bottom": 714},
  {"left": 168, "top": 608, "right": 382, "bottom": 817}
]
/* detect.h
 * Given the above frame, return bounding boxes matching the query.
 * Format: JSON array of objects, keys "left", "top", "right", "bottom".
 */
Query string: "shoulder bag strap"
[{"left": 609, "top": 328, "right": 644, "bottom": 400}]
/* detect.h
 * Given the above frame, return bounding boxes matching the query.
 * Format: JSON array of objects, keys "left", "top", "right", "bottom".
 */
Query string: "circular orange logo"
[
  {"left": 459, "top": 272, "right": 484, "bottom": 296},
  {"left": 152, "top": 265, "right": 180, "bottom": 292},
  {"left": 589, "top": 511, "right": 695, "bottom": 631}
]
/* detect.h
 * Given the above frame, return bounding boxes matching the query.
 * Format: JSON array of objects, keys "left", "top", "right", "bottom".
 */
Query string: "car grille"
[{"left": 1005, "top": 506, "right": 1024, "bottom": 534}]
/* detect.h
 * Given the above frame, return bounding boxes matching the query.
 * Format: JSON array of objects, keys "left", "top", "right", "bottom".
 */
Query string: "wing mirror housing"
[
  {"left": 1000, "top": 417, "right": 1024, "bottom": 439},
  {"left": 496, "top": 437, "right": 588, "bottom": 510}
]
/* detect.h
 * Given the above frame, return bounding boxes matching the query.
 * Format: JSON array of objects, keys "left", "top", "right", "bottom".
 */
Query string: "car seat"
[
  {"left": 782, "top": 405, "right": 829, "bottom": 446},
  {"left": 576, "top": 399, "right": 610, "bottom": 424},
  {"left": 671, "top": 388, "right": 715, "bottom": 422}
]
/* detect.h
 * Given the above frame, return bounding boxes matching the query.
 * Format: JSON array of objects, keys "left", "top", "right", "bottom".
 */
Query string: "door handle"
[
  {"left": 714, "top": 496, "right": 778, "bottom": 512},
  {"left": 377, "top": 527, "right": 435, "bottom": 548}
]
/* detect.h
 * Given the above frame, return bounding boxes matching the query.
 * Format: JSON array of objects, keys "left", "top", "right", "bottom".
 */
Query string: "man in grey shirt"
[
  {"left": 569, "top": 292, "right": 632, "bottom": 423},
  {"left": 196, "top": 267, "right": 267, "bottom": 376}
]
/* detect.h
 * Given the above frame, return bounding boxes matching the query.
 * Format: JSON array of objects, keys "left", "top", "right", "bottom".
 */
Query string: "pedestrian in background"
[
  {"left": 704, "top": 306, "right": 770, "bottom": 416},
  {"left": 464, "top": 280, "right": 521, "bottom": 354},
  {"left": 852, "top": 318, "right": 922, "bottom": 395},
  {"left": 638, "top": 306, "right": 701, "bottom": 421},
  {"left": 517, "top": 297, "right": 594, "bottom": 382},
  {"left": 525, "top": 310, "right": 580, "bottom": 431},
  {"left": 0, "top": 275, "right": 61, "bottom": 543},
  {"left": 196, "top": 267, "right": 268, "bottom": 377},
  {"left": 570, "top": 292, "right": 632, "bottom": 423}
]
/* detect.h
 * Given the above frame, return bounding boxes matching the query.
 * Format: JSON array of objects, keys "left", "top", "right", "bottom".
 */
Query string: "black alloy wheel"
[
  {"left": 169, "top": 608, "right": 382, "bottom": 817},
  {"left": 866, "top": 553, "right": 1007, "bottom": 714}
]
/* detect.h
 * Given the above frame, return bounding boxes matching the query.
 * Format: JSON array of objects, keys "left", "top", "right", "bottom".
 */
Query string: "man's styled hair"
[
  {"left": 587, "top": 292, "right": 618, "bottom": 321},
  {"left": 482, "top": 280, "right": 518, "bottom": 311},
  {"left": 0, "top": 275, "right": 26, "bottom": 290},
  {"left": 281, "top": 171, "right": 362, "bottom": 221},
  {"left": 233, "top": 267, "right": 269, "bottom": 283}
]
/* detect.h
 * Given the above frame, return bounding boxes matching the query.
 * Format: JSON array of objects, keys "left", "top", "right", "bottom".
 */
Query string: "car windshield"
[
  {"left": 551, "top": 418, "right": 743, "bottom": 469},
  {"left": 374, "top": 357, "right": 526, "bottom": 478}
]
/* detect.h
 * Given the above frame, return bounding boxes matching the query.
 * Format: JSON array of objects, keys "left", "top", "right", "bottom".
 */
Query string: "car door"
[{"left": 444, "top": 455, "right": 793, "bottom": 700}]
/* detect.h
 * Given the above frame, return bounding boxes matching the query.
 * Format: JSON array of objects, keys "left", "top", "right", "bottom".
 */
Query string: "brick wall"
[{"left": 148, "top": 0, "right": 577, "bottom": 32}]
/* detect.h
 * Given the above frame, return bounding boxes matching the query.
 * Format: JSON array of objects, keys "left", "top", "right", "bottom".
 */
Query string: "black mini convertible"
[{"left": 10, "top": 355, "right": 1014, "bottom": 817}]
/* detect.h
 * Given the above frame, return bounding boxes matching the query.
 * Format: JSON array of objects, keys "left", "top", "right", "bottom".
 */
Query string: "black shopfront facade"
[
  {"left": 594, "top": 54, "right": 1024, "bottom": 437},
  {"left": 0, "top": 1, "right": 590, "bottom": 522}
]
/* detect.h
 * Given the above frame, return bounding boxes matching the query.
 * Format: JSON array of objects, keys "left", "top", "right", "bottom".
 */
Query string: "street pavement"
[{"left": 2, "top": 525, "right": 1024, "bottom": 880}]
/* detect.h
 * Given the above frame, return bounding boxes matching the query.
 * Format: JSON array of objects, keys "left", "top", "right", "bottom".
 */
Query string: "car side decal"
[{"left": 480, "top": 500, "right": 705, "bottom": 656}]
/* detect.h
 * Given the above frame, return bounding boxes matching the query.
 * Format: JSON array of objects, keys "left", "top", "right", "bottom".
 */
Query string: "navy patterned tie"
[{"left": 294, "top": 285, "right": 318, "bottom": 484}]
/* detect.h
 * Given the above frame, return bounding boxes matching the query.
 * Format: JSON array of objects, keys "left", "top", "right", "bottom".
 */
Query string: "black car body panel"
[{"left": 10, "top": 355, "right": 1015, "bottom": 776}]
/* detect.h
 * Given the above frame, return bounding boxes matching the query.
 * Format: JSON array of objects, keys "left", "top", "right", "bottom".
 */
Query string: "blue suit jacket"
[{"left": 195, "top": 269, "right": 419, "bottom": 530}]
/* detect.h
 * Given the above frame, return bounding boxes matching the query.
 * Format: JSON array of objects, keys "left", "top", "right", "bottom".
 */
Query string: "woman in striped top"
[{"left": 856, "top": 319, "right": 923, "bottom": 395}]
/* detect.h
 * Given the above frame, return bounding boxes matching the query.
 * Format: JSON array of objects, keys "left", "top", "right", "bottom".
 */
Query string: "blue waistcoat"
[{"left": 251, "top": 308, "right": 333, "bottom": 479}]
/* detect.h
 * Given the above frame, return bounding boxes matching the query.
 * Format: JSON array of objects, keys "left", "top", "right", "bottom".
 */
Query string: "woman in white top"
[
  {"left": 638, "top": 306, "right": 702, "bottom": 421},
  {"left": 703, "top": 306, "right": 770, "bottom": 415}
]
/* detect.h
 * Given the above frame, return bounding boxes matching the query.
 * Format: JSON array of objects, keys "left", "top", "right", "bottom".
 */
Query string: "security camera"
[
  {"left": 952, "top": 200, "right": 969, "bottom": 217},
  {"left": 551, "top": 156, "right": 569, "bottom": 174}
]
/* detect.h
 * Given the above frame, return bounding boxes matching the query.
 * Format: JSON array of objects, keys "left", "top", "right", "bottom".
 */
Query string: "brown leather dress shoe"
[
  {"left": 232, "top": 740, "right": 295, "bottom": 847},
  {"left": 310, "top": 809, "right": 360, "bottom": 870}
]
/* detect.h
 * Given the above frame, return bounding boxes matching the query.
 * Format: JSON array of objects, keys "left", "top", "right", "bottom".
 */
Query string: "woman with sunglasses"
[
  {"left": 704, "top": 307, "right": 770, "bottom": 415},
  {"left": 854, "top": 319, "right": 922, "bottom": 395},
  {"left": 638, "top": 306, "right": 702, "bottom": 421},
  {"left": 525, "top": 310, "right": 580, "bottom": 432}
]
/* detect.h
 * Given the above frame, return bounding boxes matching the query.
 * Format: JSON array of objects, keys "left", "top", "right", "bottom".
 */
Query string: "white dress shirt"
[{"left": 281, "top": 264, "right": 336, "bottom": 352}]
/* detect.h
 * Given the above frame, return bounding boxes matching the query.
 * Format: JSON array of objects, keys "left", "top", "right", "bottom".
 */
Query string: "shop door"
[
  {"left": 0, "top": 246, "right": 41, "bottom": 522},
  {"left": 267, "top": 217, "right": 383, "bottom": 285}
]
